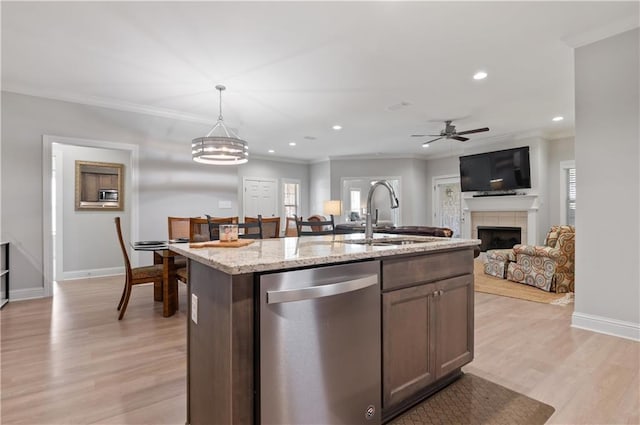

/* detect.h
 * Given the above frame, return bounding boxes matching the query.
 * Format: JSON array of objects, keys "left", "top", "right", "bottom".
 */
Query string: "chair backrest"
[
  {"left": 238, "top": 215, "right": 263, "bottom": 239},
  {"left": 297, "top": 214, "right": 335, "bottom": 236},
  {"left": 114, "top": 217, "right": 132, "bottom": 280},
  {"left": 190, "top": 217, "right": 211, "bottom": 242},
  {"left": 247, "top": 215, "right": 280, "bottom": 238},
  {"left": 168, "top": 216, "right": 192, "bottom": 240},
  {"left": 543, "top": 225, "right": 575, "bottom": 248},
  {"left": 205, "top": 215, "right": 237, "bottom": 240},
  {"left": 284, "top": 216, "right": 298, "bottom": 237}
]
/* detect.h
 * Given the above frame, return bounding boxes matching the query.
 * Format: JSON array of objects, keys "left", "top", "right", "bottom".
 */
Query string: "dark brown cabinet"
[
  {"left": 435, "top": 275, "right": 474, "bottom": 379},
  {"left": 381, "top": 249, "right": 474, "bottom": 416},
  {"left": 382, "top": 282, "right": 437, "bottom": 408}
]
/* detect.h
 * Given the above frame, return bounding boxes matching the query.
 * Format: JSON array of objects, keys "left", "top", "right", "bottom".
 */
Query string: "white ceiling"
[{"left": 2, "top": 1, "right": 638, "bottom": 162}]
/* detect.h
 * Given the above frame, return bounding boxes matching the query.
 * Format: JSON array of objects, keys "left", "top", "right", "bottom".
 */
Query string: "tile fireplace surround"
[{"left": 462, "top": 194, "right": 539, "bottom": 246}]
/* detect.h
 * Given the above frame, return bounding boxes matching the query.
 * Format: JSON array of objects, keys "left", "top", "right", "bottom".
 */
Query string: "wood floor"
[{"left": 1, "top": 275, "right": 638, "bottom": 424}]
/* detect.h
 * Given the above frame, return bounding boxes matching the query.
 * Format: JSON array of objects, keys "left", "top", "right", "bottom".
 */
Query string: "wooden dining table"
[{"left": 131, "top": 241, "right": 183, "bottom": 317}]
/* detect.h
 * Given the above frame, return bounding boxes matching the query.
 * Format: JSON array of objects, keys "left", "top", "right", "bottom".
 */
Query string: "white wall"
[
  {"left": 573, "top": 28, "right": 640, "bottom": 340},
  {"left": 55, "top": 144, "right": 131, "bottom": 277},
  {"left": 310, "top": 161, "right": 330, "bottom": 216}
]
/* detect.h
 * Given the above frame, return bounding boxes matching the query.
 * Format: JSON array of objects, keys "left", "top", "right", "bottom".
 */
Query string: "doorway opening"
[
  {"left": 433, "top": 175, "right": 462, "bottom": 237},
  {"left": 43, "top": 135, "right": 138, "bottom": 295}
]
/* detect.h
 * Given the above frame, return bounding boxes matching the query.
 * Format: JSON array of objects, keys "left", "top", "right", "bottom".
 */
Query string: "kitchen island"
[{"left": 171, "top": 233, "right": 480, "bottom": 425}]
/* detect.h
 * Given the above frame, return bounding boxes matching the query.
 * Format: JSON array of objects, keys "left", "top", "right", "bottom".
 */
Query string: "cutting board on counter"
[{"left": 189, "top": 240, "right": 255, "bottom": 249}]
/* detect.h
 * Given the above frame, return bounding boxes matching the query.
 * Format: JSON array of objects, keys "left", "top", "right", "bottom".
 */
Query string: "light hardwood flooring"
[{"left": 2, "top": 275, "right": 639, "bottom": 424}]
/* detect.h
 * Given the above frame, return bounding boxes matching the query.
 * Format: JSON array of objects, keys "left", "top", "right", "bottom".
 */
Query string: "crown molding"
[
  {"left": 562, "top": 14, "right": 639, "bottom": 48},
  {"left": 328, "top": 153, "right": 424, "bottom": 161},
  {"left": 2, "top": 85, "right": 214, "bottom": 125},
  {"left": 249, "top": 154, "right": 310, "bottom": 165}
]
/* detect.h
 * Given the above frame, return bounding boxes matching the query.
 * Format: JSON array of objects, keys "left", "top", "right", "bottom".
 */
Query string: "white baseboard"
[
  {"left": 63, "top": 267, "right": 124, "bottom": 281},
  {"left": 572, "top": 312, "right": 640, "bottom": 342},
  {"left": 10, "top": 287, "right": 47, "bottom": 301}
]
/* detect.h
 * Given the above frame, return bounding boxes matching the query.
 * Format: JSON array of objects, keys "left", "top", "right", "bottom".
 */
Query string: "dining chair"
[
  {"left": 285, "top": 216, "right": 298, "bottom": 237},
  {"left": 204, "top": 215, "right": 238, "bottom": 240},
  {"left": 168, "top": 216, "right": 193, "bottom": 240},
  {"left": 238, "top": 215, "right": 263, "bottom": 239},
  {"left": 114, "top": 217, "right": 164, "bottom": 320},
  {"left": 168, "top": 216, "right": 193, "bottom": 268},
  {"left": 176, "top": 266, "right": 189, "bottom": 307},
  {"left": 296, "top": 214, "right": 336, "bottom": 236},
  {"left": 247, "top": 215, "right": 280, "bottom": 238},
  {"left": 189, "top": 218, "right": 211, "bottom": 242}
]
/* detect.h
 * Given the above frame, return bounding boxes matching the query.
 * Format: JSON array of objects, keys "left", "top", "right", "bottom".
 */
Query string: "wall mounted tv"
[{"left": 459, "top": 146, "right": 531, "bottom": 193}]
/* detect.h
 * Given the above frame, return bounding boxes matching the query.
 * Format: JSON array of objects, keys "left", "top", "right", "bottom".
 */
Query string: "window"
[
  {"left": 347, "top": 189, "right": 362, "bottom": 221},
  {"left": 566, "top": 167, "right": 576, "bottom": 226},
  {"left": 283, "top": 181, "right": 300, "bottom": 218},
  {"left": 349, "top": 189, "right": 361, "bottom": 213}
]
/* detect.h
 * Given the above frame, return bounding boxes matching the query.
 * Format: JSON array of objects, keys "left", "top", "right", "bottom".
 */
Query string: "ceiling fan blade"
[
  {"left": 455, "top": 127, "right": 490, "bottom": 136},
  {"left": 411, "top": 134, "right": 427, "bottom": 138},
  {"left": 422, "top": 137, "right": 443, "bottom": 146},
  {"left": 451, "top": 136, "right": 470, "bottom": 142}
]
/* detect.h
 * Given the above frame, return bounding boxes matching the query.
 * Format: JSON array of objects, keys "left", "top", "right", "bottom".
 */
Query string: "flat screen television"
[{"left": 459, "top": 146, "right": 531, "bottom": 192}]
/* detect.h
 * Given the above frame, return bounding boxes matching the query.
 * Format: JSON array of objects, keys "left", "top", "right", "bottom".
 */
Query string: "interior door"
[
  {"left": 243, "top": 178, "right": 277, "bottom": 218},
  {"left": 433, "top": 176, "right": 462, "bottom": 237}
]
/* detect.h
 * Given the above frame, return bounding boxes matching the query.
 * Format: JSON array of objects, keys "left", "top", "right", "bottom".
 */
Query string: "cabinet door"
[
  {"left": 382, "top": 283, "right": 436, "bottom": 409},
  {"left": 81, "top": 173, "right": 99, "bottom": 201},
  {"left": 99, "top": 173, "right": 116, "bottom": 189},
  {"left": 435, "top": 274, "right": 474, "bottom": 378}
]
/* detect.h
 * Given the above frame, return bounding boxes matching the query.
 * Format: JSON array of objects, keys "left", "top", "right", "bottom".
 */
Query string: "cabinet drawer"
[{"left": 382, "top": 249, "right": 473, "bottom": 291}]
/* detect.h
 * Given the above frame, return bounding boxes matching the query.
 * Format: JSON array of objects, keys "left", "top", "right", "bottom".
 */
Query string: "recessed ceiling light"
[
  {"left": 473, "top": 71, "right": 488, "bottom": 80},
  {"left": 552, "top": 116, "right": 564, "bottom": 122},
  {"left": 332, "top": 125, "right": 342, "bottom": 130},
  {"left": 268, "top": 149, "right": 275, "bottom": 153},
  {"left": 422, "top": 143, "right": 430, "bottom": 148},
  {"left": 289, "top": 142, "right": 296, "bottom": 146}
]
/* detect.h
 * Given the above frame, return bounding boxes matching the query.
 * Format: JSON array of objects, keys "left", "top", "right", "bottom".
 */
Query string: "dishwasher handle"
[{"left": 266, "top": 274, "right": 378, "bottom": 304}]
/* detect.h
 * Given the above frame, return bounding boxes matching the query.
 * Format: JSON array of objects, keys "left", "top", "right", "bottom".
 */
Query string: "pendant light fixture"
[{"left": 192, "top": 84, "right": 249, "bottom": 165}]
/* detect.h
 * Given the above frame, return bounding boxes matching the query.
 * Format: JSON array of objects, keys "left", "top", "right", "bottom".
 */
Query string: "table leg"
[
  {"left": 162, "top": 255, "right": 178, "bottom": 317},
  {"left": 153, "top": 252, "right": 163, "bottom": 302}
]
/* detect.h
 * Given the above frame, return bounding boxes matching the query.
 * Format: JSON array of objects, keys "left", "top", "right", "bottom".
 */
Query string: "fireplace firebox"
[{"left": 477, "top": 226, "right": 522, "bottom": 252}]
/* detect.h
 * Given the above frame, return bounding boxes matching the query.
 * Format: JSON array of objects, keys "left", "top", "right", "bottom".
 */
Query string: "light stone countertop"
[{"left": 170, "top": 233, "right": 481, "bottom": 275}]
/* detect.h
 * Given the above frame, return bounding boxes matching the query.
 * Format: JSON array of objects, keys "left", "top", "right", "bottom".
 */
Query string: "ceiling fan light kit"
[{"left": 192, "top": 85, "right": 249, "bottom": 165}]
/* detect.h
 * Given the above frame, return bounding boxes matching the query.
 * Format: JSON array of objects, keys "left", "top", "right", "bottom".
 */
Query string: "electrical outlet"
[{"left": 191, "top": 293, "right": 198, "bottom": 324}]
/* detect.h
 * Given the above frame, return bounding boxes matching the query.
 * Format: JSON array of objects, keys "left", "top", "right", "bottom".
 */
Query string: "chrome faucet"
[{"left": 365, "top": 180, "right": 399, "bottom": 242}]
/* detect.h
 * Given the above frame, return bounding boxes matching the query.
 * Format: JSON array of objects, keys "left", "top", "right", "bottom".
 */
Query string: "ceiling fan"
[{"left": 411, "top": 120, "right": 489, "bottom": 147}]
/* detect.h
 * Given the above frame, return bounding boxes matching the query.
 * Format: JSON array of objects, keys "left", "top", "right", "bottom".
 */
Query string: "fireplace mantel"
[
  {"left": 462, "top": 194, "right": 540, "bottom": 245},
  {"left": 462, "top": 194, "right": 540, "bottom": 212}
]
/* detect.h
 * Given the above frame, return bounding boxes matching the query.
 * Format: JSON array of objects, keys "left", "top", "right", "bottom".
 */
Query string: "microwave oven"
[{"left": 99, "top": 189, "right": 119, "bottom": 202}]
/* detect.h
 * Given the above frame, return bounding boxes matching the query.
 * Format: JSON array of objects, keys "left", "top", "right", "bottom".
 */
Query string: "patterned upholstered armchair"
[
  {"left": 506, "top": 225, "right": 575, "bottom": 293},
  {"left": 484, "top": 249, "right": 515, "bottom": 279}
]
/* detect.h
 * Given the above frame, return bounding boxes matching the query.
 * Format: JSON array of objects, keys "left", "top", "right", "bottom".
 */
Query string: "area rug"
[
  {"left": 390, "top": 373, "right": 555, "bottom": 425},
  {"left": 473, "top": 260, "right": 573, "bottom": 305}
]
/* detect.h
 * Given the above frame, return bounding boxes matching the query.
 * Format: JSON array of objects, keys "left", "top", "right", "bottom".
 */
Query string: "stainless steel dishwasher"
[{"left": 259, "top": 260, "right": 381, "bottom": 425}]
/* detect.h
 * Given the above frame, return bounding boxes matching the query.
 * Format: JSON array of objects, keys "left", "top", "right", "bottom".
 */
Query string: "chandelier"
[{"left": 192, "top": 85, "right": 249, "bottom": 165}]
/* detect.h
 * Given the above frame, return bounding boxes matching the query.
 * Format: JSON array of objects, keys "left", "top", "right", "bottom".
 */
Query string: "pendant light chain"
[{"left": 217, "top": 85, "right": 224, "bottom": 121}]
